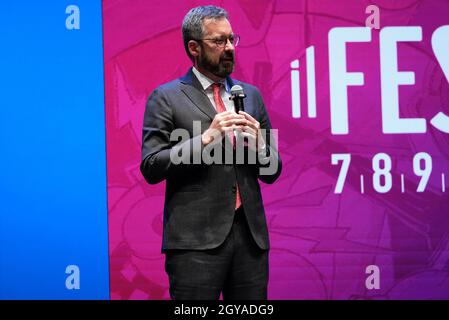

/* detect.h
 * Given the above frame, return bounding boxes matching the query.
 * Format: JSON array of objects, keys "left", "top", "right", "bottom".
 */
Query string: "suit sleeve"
[
  {"left": 254, "top": 89, "right": 282, "bottom": 184},
  {"left": 140, "top": 87, "right": 203, "bottom": 184}
]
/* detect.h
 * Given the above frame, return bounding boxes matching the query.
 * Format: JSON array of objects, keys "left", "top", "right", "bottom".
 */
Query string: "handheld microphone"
[{"left": 230, "top": 85, "right": 246, "bottom": 113}]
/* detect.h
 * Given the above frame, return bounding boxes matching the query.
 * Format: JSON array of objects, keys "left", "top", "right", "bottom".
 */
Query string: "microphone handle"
[{"left": 234, "top": 98, "right": 245, "bottom": 113}]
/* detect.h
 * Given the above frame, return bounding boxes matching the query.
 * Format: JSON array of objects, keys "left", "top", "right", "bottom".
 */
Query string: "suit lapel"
[{"left": 180, "top": 68, "right": 217, "bottom": 120}]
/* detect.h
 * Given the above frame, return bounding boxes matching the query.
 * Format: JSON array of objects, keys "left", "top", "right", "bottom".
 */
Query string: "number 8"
[{"left": 373, "top": 153, "right": 392, "bottom": 193}]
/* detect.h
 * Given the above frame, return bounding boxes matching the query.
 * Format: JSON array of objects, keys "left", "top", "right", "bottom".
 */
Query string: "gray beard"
[{"left": 198, "top": 53, "right": 234, "bottom": 79}]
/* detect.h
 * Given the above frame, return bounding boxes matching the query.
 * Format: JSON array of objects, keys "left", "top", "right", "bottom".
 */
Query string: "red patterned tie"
[{"left": 212, "top": 83, "right": 242, "bottom": 210}]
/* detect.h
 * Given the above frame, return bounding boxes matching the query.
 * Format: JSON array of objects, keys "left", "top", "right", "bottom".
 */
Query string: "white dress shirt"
[{"left": 192, "top": 66, "right": 233, "bottom": 112}]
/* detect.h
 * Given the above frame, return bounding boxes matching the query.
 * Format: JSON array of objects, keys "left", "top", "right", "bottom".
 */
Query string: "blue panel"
[{"left": 0, "top": 2, "right": 109, "bottom": 299}]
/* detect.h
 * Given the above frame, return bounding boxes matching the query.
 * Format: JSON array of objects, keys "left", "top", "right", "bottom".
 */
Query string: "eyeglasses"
[{"left": 195, "top": 34, "right": 240, "bottom": 48}]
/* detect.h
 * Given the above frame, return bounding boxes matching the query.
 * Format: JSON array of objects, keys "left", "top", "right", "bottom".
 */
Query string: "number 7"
[{"left": 332, "top": 154, "right": 351, "bottom": 194}]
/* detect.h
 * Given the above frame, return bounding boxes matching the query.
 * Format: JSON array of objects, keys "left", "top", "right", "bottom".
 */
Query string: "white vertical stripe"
[
  {"left": 360, "top": 175, "right": 365, "bottom": 194},
  {"left": 306, "top": 46, "right": 317, "bottom": 118},
  {"left": 291, "top": 60, "right": 301, "bottom": 118},
  {"left": 443, "top": 173, "right": 446, "bottom": 192}
]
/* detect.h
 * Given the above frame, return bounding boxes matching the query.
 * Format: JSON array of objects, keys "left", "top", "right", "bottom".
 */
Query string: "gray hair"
[{"left": 182, "top": 5, "right": 229, "bottom": 60}]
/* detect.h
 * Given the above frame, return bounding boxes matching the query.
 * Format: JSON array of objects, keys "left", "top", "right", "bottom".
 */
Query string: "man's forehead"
[{"left": 202, "top": 18, "right": 233, "bottom": 36}]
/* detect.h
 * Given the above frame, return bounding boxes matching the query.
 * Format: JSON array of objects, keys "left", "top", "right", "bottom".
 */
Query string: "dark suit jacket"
[{"left": 140, "top": 68, "right": 282, "bottom": 252}]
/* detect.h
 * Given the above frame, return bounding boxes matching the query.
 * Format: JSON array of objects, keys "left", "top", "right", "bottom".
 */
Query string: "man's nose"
[{"left": 224, "top": 38, "right": 235, "bottom": 51}]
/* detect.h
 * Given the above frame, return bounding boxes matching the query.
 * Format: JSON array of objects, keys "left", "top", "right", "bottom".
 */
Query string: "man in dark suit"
[{"left": 140, "top": 5, "right": 282, "bottom": 300}]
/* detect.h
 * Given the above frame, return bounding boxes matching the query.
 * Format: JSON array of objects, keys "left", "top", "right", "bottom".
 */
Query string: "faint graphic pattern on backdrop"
[{"left": 103, "top": 0, "right": 449, "bottom": 299}]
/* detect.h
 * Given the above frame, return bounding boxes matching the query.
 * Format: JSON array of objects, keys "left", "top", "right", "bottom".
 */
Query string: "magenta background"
[{"left": 103, "top": 0, "right": 449, "bottom": 299}]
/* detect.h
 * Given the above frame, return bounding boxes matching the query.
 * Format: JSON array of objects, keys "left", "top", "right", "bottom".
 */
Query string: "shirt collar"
[{"left": 192, "top": 66, "right": 230, "bottom": 92}]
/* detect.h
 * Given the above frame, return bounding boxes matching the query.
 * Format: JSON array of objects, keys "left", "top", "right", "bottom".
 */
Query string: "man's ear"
[{"left": 188, "top": 40, "right": 200, "bottom": 58}]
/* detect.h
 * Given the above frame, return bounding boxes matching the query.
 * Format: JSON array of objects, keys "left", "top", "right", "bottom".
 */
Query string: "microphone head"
[{"left": 230, "top": 85, "right": 245, "bottom": 96}]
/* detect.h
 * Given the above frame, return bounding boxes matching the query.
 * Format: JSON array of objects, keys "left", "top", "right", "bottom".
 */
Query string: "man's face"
[{"left": 197, "top": 18, "right": 235, "bottom": 79}]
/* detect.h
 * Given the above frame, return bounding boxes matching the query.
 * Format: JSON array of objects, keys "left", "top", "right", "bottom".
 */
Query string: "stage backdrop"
[
  {"left": 103, "top": 0, "right": 449, "bottom": 299},
  {"left": 0, "top": 1, "right": 109, "bottom": 299}
]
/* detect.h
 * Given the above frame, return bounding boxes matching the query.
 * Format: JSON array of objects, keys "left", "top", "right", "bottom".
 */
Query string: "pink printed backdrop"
[{"left": 103, "top": 0, "right": 449, "bottom": 299}]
